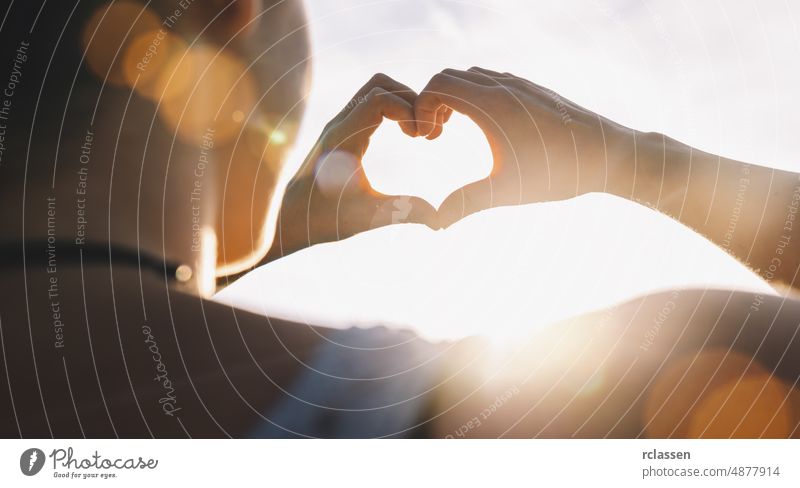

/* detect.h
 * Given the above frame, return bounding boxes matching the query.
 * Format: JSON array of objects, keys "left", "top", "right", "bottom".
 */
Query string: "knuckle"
[
  {"left": 488, "top": 84, "right": 508, "bottom": 95},
  {"left": 370, "top": 72, "right": 390, "bottom": 85},
  {"left": 366, "top": 86, "right": 386, "bottom": 100},
  {"left": 522, "top": 78, "right": 545, "bottom": 92},
  {"left": 322, "top": 118, "right": 337, "bottom": 133},
  {"left": 504, "top": 72, "right": 526, "bottom": 83},
  {"left": 489, "top": 85, "right": 516, "bottom": 105},
  {"left": 508, "top": 78, "right": 531, "bottom": 91},
  {"left": 318, "top": 129, "right": 338, "bottom": 150},
  {"left": 429, "top": 71, "right": 451, "bottom": 88}
]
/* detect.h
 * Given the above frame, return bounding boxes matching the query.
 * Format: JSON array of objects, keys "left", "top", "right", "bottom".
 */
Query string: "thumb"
[{"left": 437, "top": 178, "right": 499, "bottom": 229}]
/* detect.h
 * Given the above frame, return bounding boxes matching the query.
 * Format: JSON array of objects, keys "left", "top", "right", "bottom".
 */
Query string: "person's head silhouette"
[{"left": 0, "top": 0, "right": 311, "bottom": 294}]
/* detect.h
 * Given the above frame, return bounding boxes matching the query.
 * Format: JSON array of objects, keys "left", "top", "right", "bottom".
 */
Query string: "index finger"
[
  {"left": 415, "top": 70, "right": 491, "bottom": 137},
  {"left": 337, "top": 73, "right": 417, "bottom": 121}
]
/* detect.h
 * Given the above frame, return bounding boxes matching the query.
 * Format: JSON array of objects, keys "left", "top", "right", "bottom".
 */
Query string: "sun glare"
[
  {"left": 215, "top": 192, "right": 775, "bottom": 345},
  {"left": 214, "top": 0, "right": 790, "bottom": 346}
]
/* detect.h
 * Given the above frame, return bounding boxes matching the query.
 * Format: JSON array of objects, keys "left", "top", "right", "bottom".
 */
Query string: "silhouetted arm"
[
  {"left": 618, "top": 132, "right": 800, "bottom": 290},
  {"left": 420, "top": 67, "right": 800, "bottom": 290}
]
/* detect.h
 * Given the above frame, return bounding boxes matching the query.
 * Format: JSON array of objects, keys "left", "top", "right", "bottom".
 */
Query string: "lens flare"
[
  {"left": 158, "top": 46, "right": 257, "bottom": 146},
  {"left": 687, "top": 373, "right": 793, "bottom": 438},
  {"left": 82, "top": 1, "right": 160, "bottom": 86},
  {"left": 643, "top": 349, "right": 796, "bottom": 438},
  {"left": 123, "top": 28, "right": 188, "bottom": 101}
]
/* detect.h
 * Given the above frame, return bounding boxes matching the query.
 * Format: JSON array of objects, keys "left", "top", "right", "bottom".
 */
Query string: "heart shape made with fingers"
[
  {"left": 291, "top": 67, "right": 606, "bottom": 250},
  {"left": 304, "top": 69, "right": 525, "bottom": 238},
  {"left": 361, "top": 111, "right": 493, "bottom": 210}
]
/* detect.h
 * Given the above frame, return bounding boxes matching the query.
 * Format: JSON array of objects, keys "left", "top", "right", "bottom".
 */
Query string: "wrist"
[
  {"left": 601, "top": 124, "right": 642, "bottom": 199},
  {"left": 607, "top": 129, "right": 690, "bottom": 210},
  {"left": 264, "top": 170, "right": 317, "bottom": 262}
]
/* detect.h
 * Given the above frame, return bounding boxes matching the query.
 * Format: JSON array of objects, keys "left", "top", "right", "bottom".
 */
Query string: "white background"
[{"left": 2, "top": 439, "right": 798, "bottom": 486}]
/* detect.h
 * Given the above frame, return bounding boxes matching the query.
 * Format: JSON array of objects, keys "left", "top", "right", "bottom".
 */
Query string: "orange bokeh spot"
[
  {"left": 687, "top": 374, "right": 793, "bottom": 438},
  {"left": 122, "top": 29, "right": 189, "bottom": 101},
  {"left": 158, "top": 46, "right": 257, "bottom": 146},
  {"left": 643, "top": 349, "right": 788, "bottom": 438},
  {"left": 81, "top": 1, "right": 160, "bottom": 86}
]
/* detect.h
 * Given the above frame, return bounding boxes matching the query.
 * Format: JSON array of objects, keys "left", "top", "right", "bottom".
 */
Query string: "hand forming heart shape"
[{"left": 268, "top": 68, "right": 634, "bottom": 261}]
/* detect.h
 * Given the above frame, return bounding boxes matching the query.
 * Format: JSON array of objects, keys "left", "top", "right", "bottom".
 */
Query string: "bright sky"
[{"left": 215, "top": 0, "right": 798, "bottom": 342}]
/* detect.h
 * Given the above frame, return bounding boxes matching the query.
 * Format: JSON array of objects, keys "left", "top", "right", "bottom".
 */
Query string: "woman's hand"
[
  {"left": 415, "top": 67, "right": 636, "bottom": 227},
  {"left": 415, "top": 67, "right": 800, "bottom": 290},
  {"left": 266, "top": 74, "right": 440, "bottom": 262}
]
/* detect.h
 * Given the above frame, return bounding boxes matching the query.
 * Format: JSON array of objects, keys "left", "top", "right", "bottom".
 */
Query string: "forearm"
[{"left": 614, "top": 131, "right": 800, "bottom": 289}]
